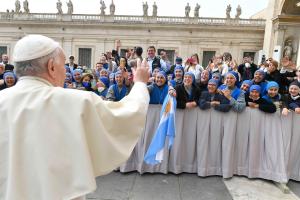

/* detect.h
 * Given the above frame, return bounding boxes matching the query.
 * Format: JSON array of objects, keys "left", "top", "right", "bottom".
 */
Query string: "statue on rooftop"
[
  {"left": 56, "top": 0, "right": 63, "bottom": 15},
  {"left": 185, "top": 3, "right": 191, "bottom": 17},
  {"left": 235, "top": 5, "right": 241, "bottom": 19},
  {"left": 226, "top": 4, "right": 231, "bottom": 19},
  {"left": 15, "top": 0, "right": 21, "bottom": 13},
  {"left": 110, "top": 0, "right": 115, "bottom": 15},
  {"left": 143, "top": 2, "right": 148, "bottom": 17},
  {"left": 100, "top": 0, "right": 106, "bottom": 15},
  {"left": 152, "top": 2, "right": 157, "bottom": 17},
  {"left": 23, "top": 0, "right": 30, "bottom": 14},
  {"left": 194, "top": 3, "right": 200, "bottom": 18},
  {"left": 67, "top": 0, "right": 73, "bottom": 14}
]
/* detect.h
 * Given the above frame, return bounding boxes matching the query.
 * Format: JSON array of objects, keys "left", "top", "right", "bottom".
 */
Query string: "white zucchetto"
[{"left": 13, "top": 34, "right": 60, "bottom": 62}]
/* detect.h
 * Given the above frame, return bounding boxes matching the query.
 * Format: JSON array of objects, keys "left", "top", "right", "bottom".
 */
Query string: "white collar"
[
  {"left": 18, "top": 76, "right": 53, "bottom": 86},
  {"left": 291, "top": 95, "right": 300, "bottom": 100},
  {"left": 250, "top": 96, "right": 260, "bottom": 101},
  {"left": 147, "top": 57, "right": 155, "bottom": 61}
]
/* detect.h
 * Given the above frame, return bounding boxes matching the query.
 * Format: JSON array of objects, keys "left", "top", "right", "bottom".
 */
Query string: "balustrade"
[{"left": 0, "top": 12, "right": 265, "bottom": 26}]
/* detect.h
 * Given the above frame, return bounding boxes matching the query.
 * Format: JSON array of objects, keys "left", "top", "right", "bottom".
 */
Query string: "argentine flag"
[{"left": 144, "top": 94, "right": 177, "bottom": 165}]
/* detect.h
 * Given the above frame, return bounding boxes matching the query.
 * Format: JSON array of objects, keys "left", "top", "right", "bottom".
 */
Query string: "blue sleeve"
[
  {"left": 289, "top": 102, "right": 300, "bottom": 111},
  {"left": 229, "top": 91, "right": 246, "bottom": 112}
]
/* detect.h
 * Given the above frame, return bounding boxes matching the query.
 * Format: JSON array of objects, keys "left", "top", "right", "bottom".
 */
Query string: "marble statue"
[
  {"left": 15, "top": 0, "right": 21, "bottom": 13},
  {"left": 143, "top": 2, "right": 148, "bottom": 17},
  {"left": 283, "top": 39, "right": 293, "bottom": 59},
  {"left": 67, "top": 0, "right": 73, "bottom": 14},
  {"left": 100, "top": 0, "right": 106, "bottom": 15},
  {"left": 185, "top": 3, "right": 191, "bottom": 17},
  {"left": 56, "top": 0, "right": 63, "bottom": 15},
  {"left": 152, "top": 2, "right": 157, "bottom": 17},
  {"left": 110, "top": 0, "right": 115, "bottom": 15},
  {"left": 235, "top": 5, "right": 241, "bottom": 19},
  {"left": 226, "top": 4, "right": 231, "bottom": 19},
  {"left": 23, "top": 0, "right": 29, "bottom": 13},
  {"left": 194, "top": 3, "right": 200, "bottom": 18}
]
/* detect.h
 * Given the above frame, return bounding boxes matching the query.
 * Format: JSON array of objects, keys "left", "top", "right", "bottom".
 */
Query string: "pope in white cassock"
[{"left": 0, "top": 35, "right": 150, "bottom": 200}]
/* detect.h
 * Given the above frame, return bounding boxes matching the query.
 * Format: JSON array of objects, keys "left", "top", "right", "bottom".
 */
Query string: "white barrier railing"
[{"left": 120, "top": 105, "right": 300, "bottom": 183}]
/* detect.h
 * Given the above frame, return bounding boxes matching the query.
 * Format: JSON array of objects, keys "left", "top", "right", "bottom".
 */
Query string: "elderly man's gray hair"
[{"left": 15, "top": 47, "right": 62, "bottom": 77}]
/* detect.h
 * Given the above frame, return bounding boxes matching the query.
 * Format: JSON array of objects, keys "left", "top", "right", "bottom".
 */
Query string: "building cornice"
[
  {"left": 0, "top": 12, "right": 266, "bottom": 30},
  {"left": 273, "top": 15, "right": 300, "bottom": 24}
]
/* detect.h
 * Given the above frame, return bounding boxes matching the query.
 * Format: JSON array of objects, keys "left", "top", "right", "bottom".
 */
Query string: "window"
[
  {"left": 78, "top": 48, "right": 92, "bottom": 68},
  {"left": 157, "top": 49, "right": 175, "bottom": 65},
  {"left": 0, "top": 46, "right": 8, "bottom": 63},
  {"left": 202, "top": 51, "right": 216, "bottom": 68}
]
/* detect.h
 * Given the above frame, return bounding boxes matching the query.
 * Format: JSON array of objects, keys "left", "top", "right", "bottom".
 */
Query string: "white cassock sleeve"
[
  {"left": 0, "top": 80, "right": 149, "bottom": 200},
  {"left": 84, "top": 82, "right": 149, "bottom": 176}
]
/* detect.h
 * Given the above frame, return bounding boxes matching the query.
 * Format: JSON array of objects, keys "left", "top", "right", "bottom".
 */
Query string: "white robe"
[{"left": 0, "top": 76, "right": 149, "bottom": 200}]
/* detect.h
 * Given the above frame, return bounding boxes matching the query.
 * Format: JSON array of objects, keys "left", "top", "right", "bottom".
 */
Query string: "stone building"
[
  {"left": 0, "top": 0, "right": 298, "bottom": 68},
  {"left": 258, "top": 0, "right": 300, "bottom": 65}
]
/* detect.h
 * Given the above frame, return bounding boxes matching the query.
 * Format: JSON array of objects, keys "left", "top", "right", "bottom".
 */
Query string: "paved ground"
[
  {"left": 289, "top": 181, "right": 300, "bottom": 197},
  {"left": 87, "top": 172, "right": 300, "bottom": 200}
]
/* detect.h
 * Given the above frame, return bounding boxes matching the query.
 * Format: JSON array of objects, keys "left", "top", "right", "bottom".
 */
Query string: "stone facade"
[
  {"left": 0, "top": 10, "right": 265, "bottom": 68},
  {"left": 256, "top": 0, "right": 300, "bottom": 65}
]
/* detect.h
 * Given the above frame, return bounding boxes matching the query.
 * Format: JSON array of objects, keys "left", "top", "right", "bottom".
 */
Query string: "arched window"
[{"left": 281, "top": 0, "right": 300, "bottom": 15}]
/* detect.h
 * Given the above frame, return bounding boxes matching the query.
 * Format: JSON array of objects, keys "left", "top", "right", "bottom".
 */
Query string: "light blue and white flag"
[{"left": 144, "top": 94, "right": 177, "bottom": 165}]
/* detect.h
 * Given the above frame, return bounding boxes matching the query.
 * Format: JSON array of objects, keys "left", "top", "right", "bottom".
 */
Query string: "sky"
[{"left": 1, "top": 0, "right": 269, "bottom": 18}]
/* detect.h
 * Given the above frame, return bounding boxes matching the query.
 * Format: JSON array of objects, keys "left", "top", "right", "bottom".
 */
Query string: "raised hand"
[{"left": 132, "top": 58, "right": 150, "bottom": 84}]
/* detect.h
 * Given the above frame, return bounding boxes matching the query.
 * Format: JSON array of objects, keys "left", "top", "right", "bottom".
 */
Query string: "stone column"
[
  {"left": 262, "top": 0, "right": 281, "bottom": 58},
  {"left": 273, "top": 24, "right": 286, "bottom": 50},
  {"left": 297, "top": 39, "right": 300, "bottom": 66},
  {"left": 94, "top": 46, "right": 101, "bottom": 61},
  {"left": 62, "top": 37, "right": 73, "bottom": 57}
]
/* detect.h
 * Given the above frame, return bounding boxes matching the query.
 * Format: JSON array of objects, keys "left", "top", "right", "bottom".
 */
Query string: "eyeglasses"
[{"left": 156, "top": 76, "right": 166, "bottom": 81}]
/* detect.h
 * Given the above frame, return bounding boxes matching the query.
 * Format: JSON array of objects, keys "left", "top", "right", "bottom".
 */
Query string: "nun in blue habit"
[
  {"left": 240, "top": 79, "right": 253, "bottom": 95},
  {"left": 0, "top": 72, "right": 17, "bottom": 90},
  {"left": 253, "top": 69, "right": 268, "bottom": 95},
  {"left": 262, "top": 81, "right": 283, "bottom": 112},
  {"left": 147, "top": 70, "right": 169, "bottom": 104},
  {"left": 63, "top": 72, "right": 73, "bottom": 88},
  {"left": 245, "top": 84, "right": 276, "bottom": 113},
  {"left": 106, "top": 70, "right": 129, "bottom": 101},
  {"left": 199, "top": 79, "right": 231, "bottom": 112},
  {"left": 174, "top": 72, "right": 201, "bottom": 109},
  {"left": 172, "top": 66, "right": 184, "bottom": 86},
  {"left": 97, "top": 76, "right": 110, "bottom": 98},
  {"left": 218, "top": 71, "right": 246, "bottom": 112},
  {"left": 72, "top": 69, "right": 83, "bottom": 89}
]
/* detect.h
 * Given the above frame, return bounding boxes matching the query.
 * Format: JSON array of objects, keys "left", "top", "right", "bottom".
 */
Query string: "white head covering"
[{"left": 13, "top": 34, "right": 60, "bottom": 62}]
